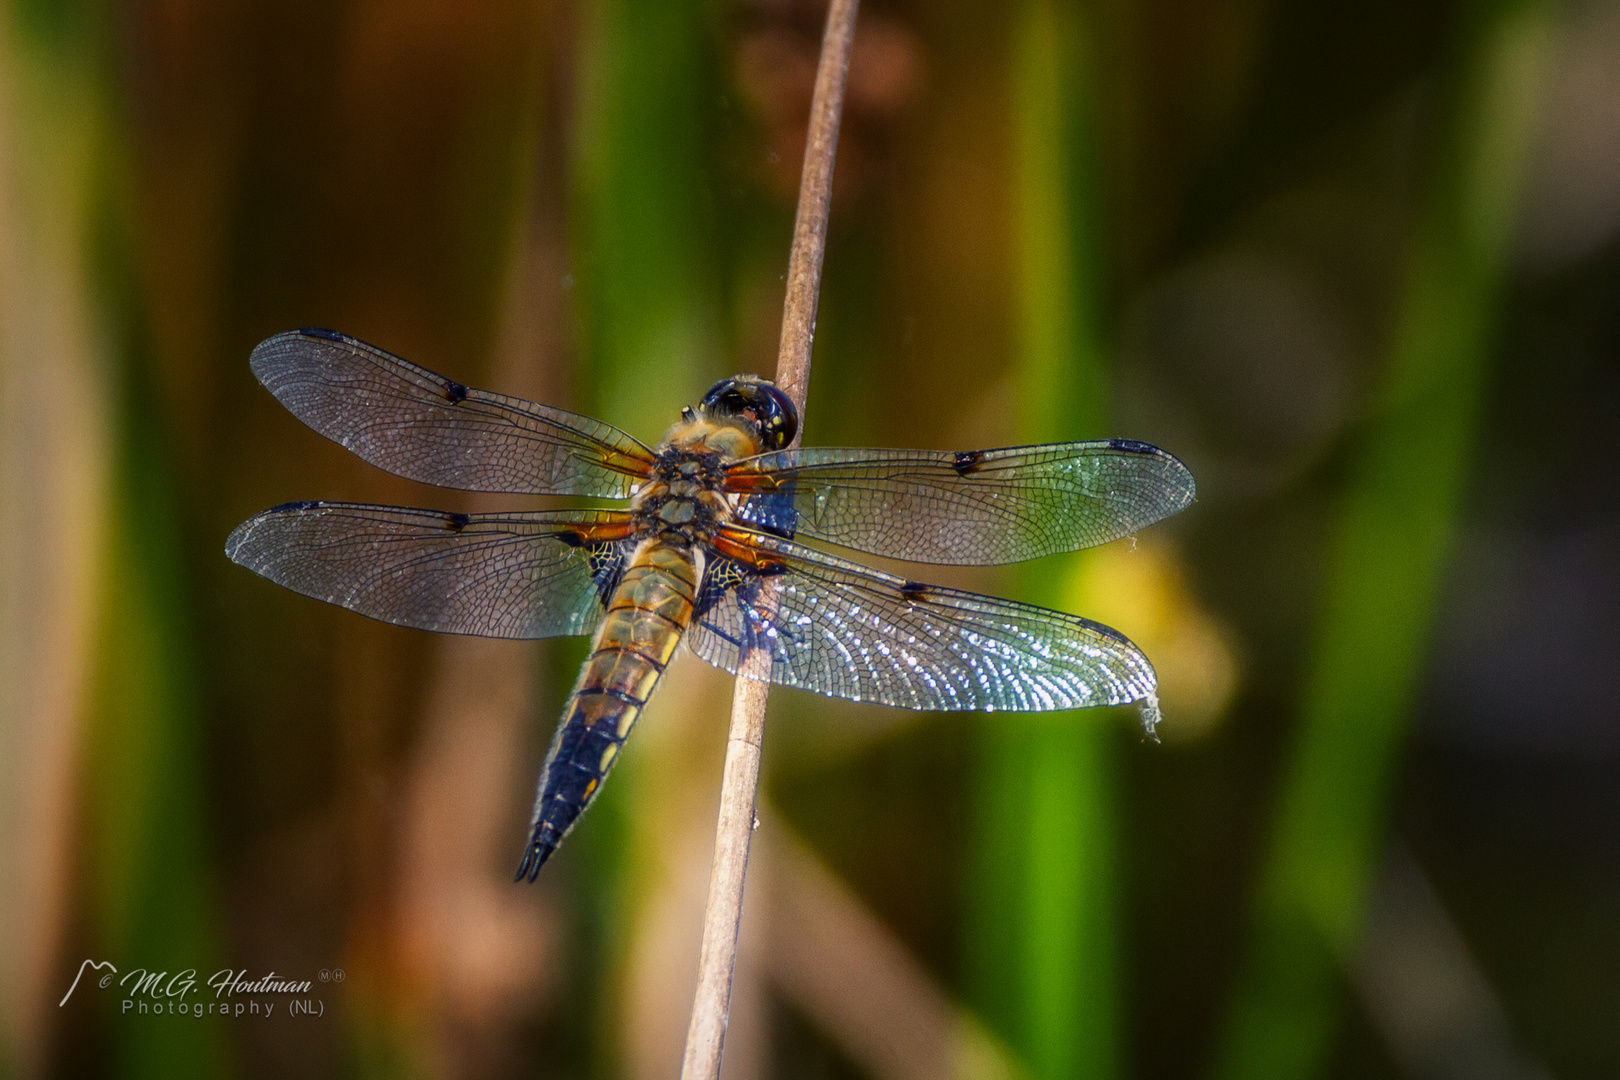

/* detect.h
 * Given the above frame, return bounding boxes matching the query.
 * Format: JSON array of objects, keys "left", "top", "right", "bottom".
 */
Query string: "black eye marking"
[
  {"left": 443, "top": 379, "right": 469, "bottom": 404},
  {"left": 899, "top": 581, "right": 930, "bottom": 603},
  {"left": 952, "top": 450, "right": 985, "bottom": 476}
]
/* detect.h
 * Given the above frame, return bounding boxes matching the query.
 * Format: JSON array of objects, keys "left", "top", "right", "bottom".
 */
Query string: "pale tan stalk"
[{"left": 678, "top": 1, "right": 859, "bottom": 1075}]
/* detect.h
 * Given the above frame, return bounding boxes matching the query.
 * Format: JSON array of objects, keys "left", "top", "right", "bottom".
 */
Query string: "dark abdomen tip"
[{"left": 515, "top": 826, "right": 561, "bottom": 882}]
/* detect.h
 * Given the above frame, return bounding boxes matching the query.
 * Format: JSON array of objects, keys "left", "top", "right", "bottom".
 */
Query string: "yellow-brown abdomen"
[{"left": 515, "top": 541, "right": 698, "bottom": 879}]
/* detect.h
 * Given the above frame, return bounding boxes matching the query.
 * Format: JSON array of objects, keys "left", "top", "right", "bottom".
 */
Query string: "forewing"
[
  {"left": 727, "top": 440, "right": 1195, "bottom": 565},
  {"left": 225, "top": 502, "right": 634, "bottom": 639},
  {"left": 689, "top": 529, "right": 1156, "bottom": 712},
  {"left": 251, "top": 329, "right": 654, "bottom": 496}
]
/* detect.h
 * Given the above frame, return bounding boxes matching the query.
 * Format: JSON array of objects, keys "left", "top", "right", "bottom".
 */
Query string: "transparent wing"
[
  {"left": 225, "top": 502, "right": 635, "bottom": 639},
  {"left": 251, "top": 329, "right": 655, "bottom": 496},
  {"left": 689, "top": 529, "right": 1156, "bottom": 712},
  {"left": 726, "top": 440, "right": 1195, "bottom": 565}
]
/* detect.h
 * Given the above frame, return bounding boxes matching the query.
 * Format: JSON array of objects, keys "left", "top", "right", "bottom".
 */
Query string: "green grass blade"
[
  {"left": 567, "top": 0, "right": 723, "bottom": 1072},
  {"left": 0, "top": 1, "right": 226, "bottom": 1074},
  {"left": 86, "top": 357, "right": 228, "bottom": 1080},
  {"left": 1210, "top": 3, "right": 1554, "bottom": 1078},
  {"left": 969, "top": 2, "right": 1117, "bottom": 1077},
  {"left": 572, "top": 0, "right": 722, "bottom": 441}
]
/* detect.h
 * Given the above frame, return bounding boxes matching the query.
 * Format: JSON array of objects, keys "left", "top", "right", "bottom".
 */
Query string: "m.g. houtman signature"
[{"left": 61, "top": 960, "right": 321, "bottom": 1017}]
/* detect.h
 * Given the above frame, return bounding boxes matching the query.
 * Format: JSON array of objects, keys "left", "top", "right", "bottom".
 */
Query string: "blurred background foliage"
[{"left": 1, "top": 0, "right": 1617, "bottom": 1078}]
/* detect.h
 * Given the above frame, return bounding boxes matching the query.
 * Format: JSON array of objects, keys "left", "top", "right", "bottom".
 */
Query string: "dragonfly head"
[{"left": 698, "top": 375, "right": 798, "bottom": 452}]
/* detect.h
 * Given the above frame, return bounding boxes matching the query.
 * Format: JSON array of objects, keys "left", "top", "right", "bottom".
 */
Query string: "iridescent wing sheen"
[
  {"left": 689, "top": 528, "right": 1158, "bottom": 715},
  {"left": 225, "top": 502, "right": 636, "bottom": 638},
  {"left": 726, "top": 440, "right": 1195, "bottom": 566},
  {"left": 250, "top": 329, "right": 655, "bottom": 496}
]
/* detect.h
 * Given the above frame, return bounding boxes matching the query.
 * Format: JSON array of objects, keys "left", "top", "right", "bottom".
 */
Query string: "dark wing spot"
[
  {"left": 694, "top": 554, "right": 780, "bottom": 623},
  {"left": 952, "top": 450, "right": 986, "bottom": 476},
  {"left": 297, "top": 327, "right": 346, "bottom": 342},
  {"left": 899, "top": 580, "right": 930, "bottom": 603},
  {"left": 694, "top": 556, "right": 747, "bottom": 621},
  {"left": 586, "top": 543, "right": 627, "bottom": 606},
  {"left": 554, "top": 530, "right": 585, "bottom": 548},
  {"left": 443, "top": 512, "right": 471, "bottom": 532},
  {"left": 1107, "top": 438, "right": 1158, "bottom": 455},
  {"left": 266, "top": 499, "right": 327, "bottom": 513},
  {"left": 443, "top": 379, "right": 470, "bottom": 404},
  {"left": 1077, "top": 614, "right": 1132, "bottom": 645}
]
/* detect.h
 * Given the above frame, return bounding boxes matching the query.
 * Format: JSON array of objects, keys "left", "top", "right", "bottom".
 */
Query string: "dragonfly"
[{"left": 227, "top": 329, "right": 1196, "bottom": 880}]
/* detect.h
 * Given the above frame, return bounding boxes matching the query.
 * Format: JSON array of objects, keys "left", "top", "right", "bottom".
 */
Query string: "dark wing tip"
[
  {"left": 224, "top": 501, "right": 326, "bottom": 566},
  {"left": 1105, "top": 438, "right": 1197, "bottom": 512},
  {"left": 1071, "top": 611, "right": 1135, "bottom": 647},
  {"left": 223, "top": 523, "right": 249, "bottom": 564},
  {"left": 265, "top": 499, "right": 328, "bottom": 513},
  {"left": 248, "top": 330, "right": 307, "bottom": 385},
  {"left": 248, "top": 328, "right": 359, "bottom": 386},
  {"left": 1155, "top": 447, "right": 1197, "bottom": 511},
  {"left": 1170, "top": 457, "right": 1197, "bottom": 509},
  {"left": 223, "top": 518, "right": 262, "bottom": 567}
]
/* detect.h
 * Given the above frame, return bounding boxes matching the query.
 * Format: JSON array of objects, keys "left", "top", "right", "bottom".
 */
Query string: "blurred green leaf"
[
  {"left": 0, "top": 0, "right": 226, "bottom": 1073},
  {"left": 969, "top": 2, "right": 1119, "bottom": 1077},
  {"left": 572, "top": 0, "right": 725, "bottom": 440},
  {"left": 1211, "top": 2, "right": 1553, "bottom": 1078},
  {"left": 86, "top": 345, "right": 228, "bottom": 1079},
  {"left": 568, "top": 0, "right": 726, "bottom": 1073}
]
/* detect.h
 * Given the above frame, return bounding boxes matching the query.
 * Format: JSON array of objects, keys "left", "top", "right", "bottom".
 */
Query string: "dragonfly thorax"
[{"left": 631, "top": 447, "right": 737, "bottom": 548}]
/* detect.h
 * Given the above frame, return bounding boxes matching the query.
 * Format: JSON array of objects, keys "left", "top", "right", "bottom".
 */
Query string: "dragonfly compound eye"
[{"left": 699, "top": 376, "right": 799, "bottom": 451}]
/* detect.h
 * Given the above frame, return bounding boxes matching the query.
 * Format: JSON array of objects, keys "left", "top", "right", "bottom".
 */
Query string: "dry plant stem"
[
  {"left": 679, "top": 1, "right": 859, "bottom": 1077},
  {"left": 772, "top": 0, "right": 860, "bottom": 408}
]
